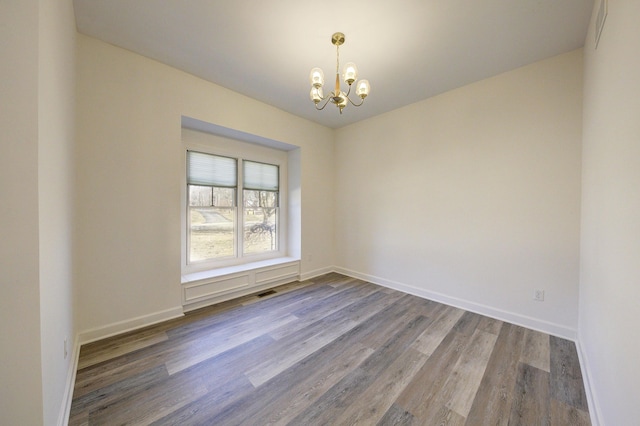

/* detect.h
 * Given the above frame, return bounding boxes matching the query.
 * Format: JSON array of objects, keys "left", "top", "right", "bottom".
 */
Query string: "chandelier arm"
[
  {"left": 314, "top": 97, "right": 332, "bottom": 111},
  {"left": 346, "top": 95, "right": 365, "bottom": 107}
]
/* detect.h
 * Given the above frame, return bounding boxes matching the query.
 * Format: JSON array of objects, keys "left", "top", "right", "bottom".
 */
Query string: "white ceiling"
[{"left": 73, "top": 0, "right": 593, "bottom": 129}]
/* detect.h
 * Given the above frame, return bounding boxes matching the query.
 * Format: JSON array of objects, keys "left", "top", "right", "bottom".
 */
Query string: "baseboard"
[
  {"left": 299, "top": 266, "right": 334, "bottom": 281},
  {"left": 57, "top": 334, "right": 80, "bottom": 426},
  {"left": 334, "top": 266, "right": 577, "bottom": 340},
  {"left": 78, "top": 306, "right": 184, "bottom": 345},
  {"left": 576, "top": 337, "right": 603, "bottom": 426}
]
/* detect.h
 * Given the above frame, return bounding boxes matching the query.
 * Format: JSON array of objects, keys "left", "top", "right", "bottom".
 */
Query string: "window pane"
[
  {"left": 188, "top": 185, "right": 212, "bottom": 207},
  {"left": 244, "top": 190, "right": 278, "bottom": 254},
  {"left": 212, "top": 187, "right": 235, "bottom": 207},
  {"left": 260, "top": 191, "right": 278, "bottom": 208},
  {"left": 189, "top": 203, "right": 236, "bottom": 262},
  {"left": 243, "top": 190, "right": 278, "bottom": 208}
]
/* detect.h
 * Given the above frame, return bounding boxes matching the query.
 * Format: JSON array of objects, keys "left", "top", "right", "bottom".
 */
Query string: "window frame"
[{"left": 182, "top": 141, "right": 287, "bottom": 274}]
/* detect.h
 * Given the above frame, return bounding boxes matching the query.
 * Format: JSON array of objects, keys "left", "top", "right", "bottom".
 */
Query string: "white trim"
[
  {"left": 576, "top": 338, "right": 603, "bottom": 426},
  {"left": 182, "top": 259, "right": 300, "bottom": 311},
  {"left": 78, "top": 306, "right": 184, "bottom": 345},
  {"left": 57, "top": 335, "right": 80, "bottom": 426},
  {"left": 182, "top": 275, "right": 298, "bottom": 313},
  {"left": 181, "top": 128, "right": 290, "bottom": 275},
  {"left": 299, "top": 266, "right": 335, "bottom": 281},
  {"left": 181, "top": 256, "right": 299, "bottom": 284},
  {"left": 334, "top": 266, "right": 577, "bottom": 340}
]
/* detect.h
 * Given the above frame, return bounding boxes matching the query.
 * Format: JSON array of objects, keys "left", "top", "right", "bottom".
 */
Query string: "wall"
[
  {"left": 335, "top": 50, "right": 583, "bottom": 337},
  {"left": 579, "top": 0, "right": 640, "bottom": 424},
  {"left": 0, "top": 1, "right": 44, "bottom": 424},
  {"left": 38, "top": 0, "right": 77, "bottom": 423},
  {"left": 75, "top": 35, "right": 334, "bottom": 337},
  {"left": 0, "top": 0, "right": 77, "bottom": 424}
]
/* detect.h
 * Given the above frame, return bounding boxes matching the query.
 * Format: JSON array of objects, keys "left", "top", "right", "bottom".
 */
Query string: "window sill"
[{"left": 181, "top": 256, "right": 300, "bottom": 285}]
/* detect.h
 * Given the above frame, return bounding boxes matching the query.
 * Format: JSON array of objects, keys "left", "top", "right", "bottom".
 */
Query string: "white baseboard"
[
  {"left": 57, "top": 335, "right": 81, "bottom": 426},
  {"left": 576, "top": 337, "right": 603, "bottom": 426},
  {"left": 78, "top": 306, "right": 184, "bottom": 345},
  {"left": 334, "top": 266, "right": 577, "bottom": 340},
  {"left": 299, "top": 266, "right": 334, "bottom": 281}
]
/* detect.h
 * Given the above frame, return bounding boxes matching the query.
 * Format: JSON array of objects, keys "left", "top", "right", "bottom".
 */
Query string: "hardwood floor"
[{"left": 70, "top": 273, "right": 591, "bottom": 425}]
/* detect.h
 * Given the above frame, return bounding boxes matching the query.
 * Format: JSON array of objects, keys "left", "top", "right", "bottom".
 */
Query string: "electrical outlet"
[
  {"left": 64, "top": 338, "right": 68, "bottom": 359},
  {"left": 534, "top": 289, "right": 545, "bottom": 302}
]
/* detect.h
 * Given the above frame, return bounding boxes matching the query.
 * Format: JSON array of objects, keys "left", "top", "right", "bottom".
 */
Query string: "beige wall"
[
  {"left": 579, "top": 0, "right": 640, "bottom": 424},
  {"left": 0, "top": 0, "right": 77, "bottom": 424},
  {"left": 0, "top": 1, "right": 43, "bottom": 424},
  {"left": 38, "top": 0, "right": 77, "bottom": 423},
  {"left": 335, "top": 50, "right": 583, "bottom": 337},
  {"left": 75, "top": 35, "right": 335, "bottom": 335}
]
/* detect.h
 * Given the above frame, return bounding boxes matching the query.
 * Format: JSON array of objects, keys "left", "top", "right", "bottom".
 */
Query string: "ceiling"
[{"left": 73, "top": 0, "right": 593, "bottom": 129}]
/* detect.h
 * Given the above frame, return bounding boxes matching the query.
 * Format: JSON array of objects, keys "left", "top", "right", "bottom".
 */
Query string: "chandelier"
[{"left": 309, "top": 32, "right": 371, "bottom": 114}]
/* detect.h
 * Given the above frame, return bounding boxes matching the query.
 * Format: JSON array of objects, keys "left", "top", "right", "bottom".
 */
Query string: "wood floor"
[{"left": 70, "top": 273, "right": 591, "bottom": 425}]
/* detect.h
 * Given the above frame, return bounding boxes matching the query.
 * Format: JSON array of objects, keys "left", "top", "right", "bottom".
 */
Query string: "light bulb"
[
  {"left": 310, "top": 86, "right": 323, "bottom": 103},
  {"left": 342, "top": 62, "right": 358, "bottom": 85},
  {"left": 309, "top": 68, "right": 324, "bottom": 88},
  {"left": 356, "top": 79, "right": 370, "bottom": 98}
]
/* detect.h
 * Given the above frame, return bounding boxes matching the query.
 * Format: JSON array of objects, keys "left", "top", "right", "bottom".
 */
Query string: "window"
[
  {"left": 243, "top": 160, "right": 279, "bottom": 255},
  {"left": 186, "top": 151, "right": 281, "bottom": 267}
]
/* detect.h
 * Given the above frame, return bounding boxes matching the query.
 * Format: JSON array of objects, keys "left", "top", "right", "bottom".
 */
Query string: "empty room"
[{"left": 1, "top": 0, "right": 639, "bottom": 425}]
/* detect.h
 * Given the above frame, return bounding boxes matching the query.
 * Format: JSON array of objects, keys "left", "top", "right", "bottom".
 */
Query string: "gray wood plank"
[
  {"left": 415, "top": 329, "right": 498, "bottom": 425},
  {"left": 289, "top": 314, "right": 432, "bottom": 425},
  {"left": 422, "top": 405, "right": 466, "bottom": 426},
  {"left": 88, "top": 370, "right": 208, "bottom": 425},
  {"left": 442, "top": 329, "right": 498, "bottom": 417},
  {"left": 477, "top": 315, "right": 504, "bottom": 335},
  {"left": 77, "top": 331, "right": 168, "bottom": 370},
  {"left": 377, "top": 403, "right": 418, "bottom": 426},
  {"left": 412, "top": 305, "right": 465, "bottom": 355},
  {"left": 260, "top": 343, "right": 375, "bottom": 425},
  {"left": 268, "top": 289, "right": 387, "bottom": 341},
  {"left": 452, "top": 310, "right": 482, "bottom": 336},
  {"left": 550, "top": 335, "right": 589, "bottom": 411},
  {"left": 186, "top": 292, "right": 413, "bottom": 425},
  {"left": 70, "top": 364, "right": 169, "bottom": 423},
  {"left": 508, "top": 363, "right": 551, "bottom": 425},
  {"left": 395, "top": 330, "right": 469, "bottom": 421},
  {"left": 465, "top": 322, "right": 527, "bottom": 425},
  {"left": 164, "top": 311, "right": 297, "bottom": 374},
  {"left": 245, "top": 289, "right": 406, "bottom": 387},
  {"left": 333, "top": 348, "right": 428, "bottom": 425},
  {"left": 550, "top": 398, "right": 591, "bottom": 425},
  {"left": 244, "top": 314, "right": 360, "bottom": 386},
  {"left": 521, "top": 328, "right": 551, "bottom": 372}
]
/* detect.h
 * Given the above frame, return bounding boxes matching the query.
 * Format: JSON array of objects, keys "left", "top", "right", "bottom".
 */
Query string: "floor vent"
[{"left": 257, "top": 290, "right": 277, "bottom": 298}]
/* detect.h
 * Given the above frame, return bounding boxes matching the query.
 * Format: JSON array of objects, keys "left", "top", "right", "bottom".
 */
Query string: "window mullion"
[{"left": 237, "top": 160, "right": 244, "bottom": 259}]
